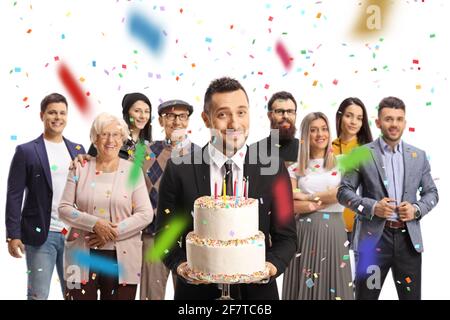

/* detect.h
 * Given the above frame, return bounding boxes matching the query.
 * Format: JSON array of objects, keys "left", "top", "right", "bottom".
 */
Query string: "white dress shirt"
[{"left": 208, "top": 143, "right": 248, "bottom": 198}]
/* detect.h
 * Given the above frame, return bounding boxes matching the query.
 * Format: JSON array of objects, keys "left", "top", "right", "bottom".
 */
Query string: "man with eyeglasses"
[
  {"left": 252, "top": 91, "right": 299, "bottom": 167},
  {"left": 140, "top": 99, "right": 198, "bottom": 300}
]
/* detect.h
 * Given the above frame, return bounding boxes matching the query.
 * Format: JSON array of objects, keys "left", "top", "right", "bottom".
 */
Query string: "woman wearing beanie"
[{"left": 87, "top": 92, "right": 152, "bottom": 160}]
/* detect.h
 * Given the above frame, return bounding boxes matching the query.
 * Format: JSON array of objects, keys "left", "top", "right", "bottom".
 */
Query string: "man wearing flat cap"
[{"left": 140, "top": 99, "right": 199, "bottom": 300}]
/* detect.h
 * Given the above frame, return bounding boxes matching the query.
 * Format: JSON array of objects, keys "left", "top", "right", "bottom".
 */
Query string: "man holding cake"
[{"left": 155, "top": 77, "right": 297, "bottom": 300}]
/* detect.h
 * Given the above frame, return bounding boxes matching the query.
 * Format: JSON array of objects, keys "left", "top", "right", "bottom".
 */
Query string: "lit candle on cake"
[
  {"left": 243, "top": 177, "right": 247, "bottom": 199},
  {"left": 214, "top": 181, "right": 218, "bottom": 200},
  {"left": 246, "top": 177, "right": 249, "bottom": 199},
  {"left": 222, "top": 178, "right": 226, "bottom": 203},
  {"left": 233, "top": 180, "right": 237, "bottom": 199},
  {"left": 235, "top": 180, "right": 239, "bottom": 205}
]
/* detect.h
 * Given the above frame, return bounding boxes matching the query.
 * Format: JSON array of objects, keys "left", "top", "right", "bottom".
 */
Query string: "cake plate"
[{"left": 185, "top": 263, "right": 271, "bottom": 300}]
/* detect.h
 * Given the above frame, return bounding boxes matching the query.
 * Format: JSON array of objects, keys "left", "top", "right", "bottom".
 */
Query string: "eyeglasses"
[
  {"left": 162, "top": 113, "right": 189, "bottom": 121},
  {"left": 271, "top": 109, "right": 296, "bottom": 116},
  {"left": 98, "top": 132, "right": 122, "bottom": 140}
]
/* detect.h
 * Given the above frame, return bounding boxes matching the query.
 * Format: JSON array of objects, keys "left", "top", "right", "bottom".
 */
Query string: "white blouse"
[{"left": 288, "top": 159, "right": 343, "bottom": 213}]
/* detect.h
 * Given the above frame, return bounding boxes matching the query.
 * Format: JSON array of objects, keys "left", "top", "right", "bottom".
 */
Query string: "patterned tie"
[{"left": 224, "top": 161, "right": 233, "bottom": 196}]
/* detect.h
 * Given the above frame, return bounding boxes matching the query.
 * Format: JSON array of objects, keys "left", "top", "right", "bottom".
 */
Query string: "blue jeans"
[{"left": 25, "top": 231, "right": 65, "bottom": 300}]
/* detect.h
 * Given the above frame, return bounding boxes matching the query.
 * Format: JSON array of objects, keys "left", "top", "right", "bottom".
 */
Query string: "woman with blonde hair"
[
  {"left": 282, "top": 112, "right": 353, "bottom": 300},
  {"left": 59, "top": 113, "right": 153, "bottom": 300}
]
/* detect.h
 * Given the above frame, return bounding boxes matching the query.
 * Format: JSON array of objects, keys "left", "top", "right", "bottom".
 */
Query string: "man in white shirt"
[
  {"left": 5, "top": 93, "right": 85, "bottom": 299},
  {"left": 155, "top": 77, "right": 297, "bottom": 300}
]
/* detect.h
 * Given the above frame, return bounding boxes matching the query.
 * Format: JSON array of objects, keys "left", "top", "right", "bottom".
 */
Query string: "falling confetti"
[
  {"left": 128, "top": 142, "right": 146, "bottom": 188},
  {"left": 337, "top": 146, "right": 372, "bottom": 173},
  {"left": 73, "top": 249, "right": 123, "bottom": 277},
  {"left": 57, "top": 62, "right": 90, "bottom": 116},
  {"left": 272, "top": 174, "right": 293, "bottom": 225},
  {"left": 145, "top": 215, "right": 188, "bottom": 262},
  {"left": 128, "top": 11, "right": 164, "bottom": 55},
  {"left": 275, "top": 40, "right": 293, "bottom": 70}
]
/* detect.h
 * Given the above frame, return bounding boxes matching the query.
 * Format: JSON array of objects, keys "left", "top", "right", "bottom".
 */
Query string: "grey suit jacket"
[{"left": 337, "top": 138, "right": 438, "bottom": 253}]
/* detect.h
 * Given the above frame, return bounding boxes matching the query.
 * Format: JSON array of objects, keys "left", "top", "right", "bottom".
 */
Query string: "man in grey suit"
[{"left": 337, "top": 96, "right": 438, "bottom": 300}]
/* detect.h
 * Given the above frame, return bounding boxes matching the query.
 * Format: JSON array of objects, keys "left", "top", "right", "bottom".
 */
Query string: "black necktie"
[{"left": 224, "top": 161, "right": 233, "bottom": 196}]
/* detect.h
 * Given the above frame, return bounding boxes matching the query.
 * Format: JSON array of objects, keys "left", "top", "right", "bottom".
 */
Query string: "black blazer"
[
  {"left": 155, "top": 144, "right": 297, "bottom": 299},
  {"left": 5, "top": 134, "right": 85, "bottom": 246}
]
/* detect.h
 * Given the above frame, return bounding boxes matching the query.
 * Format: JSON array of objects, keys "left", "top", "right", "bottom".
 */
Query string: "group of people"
[{"left": 5, "top": 76, "right": 438, "bottom": 300}]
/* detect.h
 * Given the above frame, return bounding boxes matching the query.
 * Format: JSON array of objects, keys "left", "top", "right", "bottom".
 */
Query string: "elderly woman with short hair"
[{"left": 59, "top": 112, "right": 153, "bottom": 300}]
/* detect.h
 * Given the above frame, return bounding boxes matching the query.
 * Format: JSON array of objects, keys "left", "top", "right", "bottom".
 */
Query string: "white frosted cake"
[{"left": 186, "top": 195, "right": 268, "bottom": 283}]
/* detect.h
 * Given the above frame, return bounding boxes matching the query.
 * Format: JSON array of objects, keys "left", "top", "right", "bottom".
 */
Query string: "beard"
[{"left": 270, "top": 118, "right": 297, "bottom": 141}]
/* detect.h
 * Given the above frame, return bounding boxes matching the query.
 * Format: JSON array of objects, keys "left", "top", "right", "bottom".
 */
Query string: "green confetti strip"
[
  {"left": 127, "top": 142, "right": 146, "bottom": 188},
  {"left": 145, "top": 215, "right": 188, "bottom": 262},
  {"left": 337, "top": 146, "right": 372, "bottom": 174}
]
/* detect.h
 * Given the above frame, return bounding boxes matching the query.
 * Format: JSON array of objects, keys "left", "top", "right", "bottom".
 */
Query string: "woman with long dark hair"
[{"left": 332, "top": 97, "right": 373, "bottom": 242}]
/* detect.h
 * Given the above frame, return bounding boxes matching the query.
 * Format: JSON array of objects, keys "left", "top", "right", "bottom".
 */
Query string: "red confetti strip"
[
  {"left": 57, "top": 62, "right": 90, "bottom": 115},
  {"left": 275, "top": 40, "right": 293, "bottom": 70},
  {"left": 272, "top": 174, "right": 293, "bottom": 226}
]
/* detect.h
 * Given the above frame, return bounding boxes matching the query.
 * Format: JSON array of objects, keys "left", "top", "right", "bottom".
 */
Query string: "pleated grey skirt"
[{"left": 282, "top": 211, "right": 354, "bottom": 300}]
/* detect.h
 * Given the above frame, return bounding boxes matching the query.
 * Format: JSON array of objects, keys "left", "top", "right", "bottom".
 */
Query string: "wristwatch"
[{"left": 413, "top": 204, "right": 422, "bottom": 220}]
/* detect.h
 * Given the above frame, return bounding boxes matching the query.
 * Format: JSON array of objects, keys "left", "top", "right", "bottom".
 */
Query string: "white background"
[{"left": 0, "top": 0, "right": 448, "bottom": 300}]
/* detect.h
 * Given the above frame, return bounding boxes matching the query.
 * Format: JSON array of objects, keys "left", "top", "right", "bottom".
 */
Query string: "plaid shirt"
[{"left": 143, "top": 139, "right": 195, "bottom": 234}]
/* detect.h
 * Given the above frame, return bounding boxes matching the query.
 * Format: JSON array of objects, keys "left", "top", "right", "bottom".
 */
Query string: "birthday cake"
[{"left": 186, "top": 196, "right": 268, "bottom": 283}]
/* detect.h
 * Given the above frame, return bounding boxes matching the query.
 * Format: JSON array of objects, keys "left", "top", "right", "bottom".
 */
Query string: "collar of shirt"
[
  {"left": 379, "top": 137, "right": 403, "bottom": 154},
  {"left": 208, "top": 142, "right": 247, "bottom": 171}
]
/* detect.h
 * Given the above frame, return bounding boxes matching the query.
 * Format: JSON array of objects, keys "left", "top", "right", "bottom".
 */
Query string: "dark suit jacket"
[
  {"left": 252, "top": 132, "right": 299, "bottom": 163},
  {"left": 5, "top": 134, "right": 86, "bottom": 246},
  {"left": 155, "top": 144, "right": 297, "bottom": 299}
]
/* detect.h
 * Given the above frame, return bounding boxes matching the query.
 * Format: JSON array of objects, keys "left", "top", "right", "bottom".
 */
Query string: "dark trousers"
[
  {"left": 65, "top": 250, "right": 137, "bottom": 300},
  {"left": 174, "top": 277, "right": 279, "bottom": 300},
  {"left": 355, "top": 227, "right": 421, "bottom": 300}
]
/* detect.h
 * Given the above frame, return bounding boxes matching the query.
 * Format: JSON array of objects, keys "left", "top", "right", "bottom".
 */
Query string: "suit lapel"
[
  {"left": 402, "top": 142, "right": 414, "bottom": 201},
  {"left": 63, "top": 138, "right": 77, "bottom": 159},
  {"left": 370, "top": 138, "right": 388, "bottom": 195},
  {"left": 243, "top": 145, "right": 259, "bottom": 198},
  {"left": 34, "top": 134, "right": 52, "bottom": 190},
  {"left": 193, "top": 144, "right": 211, "bottom": 196}
]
